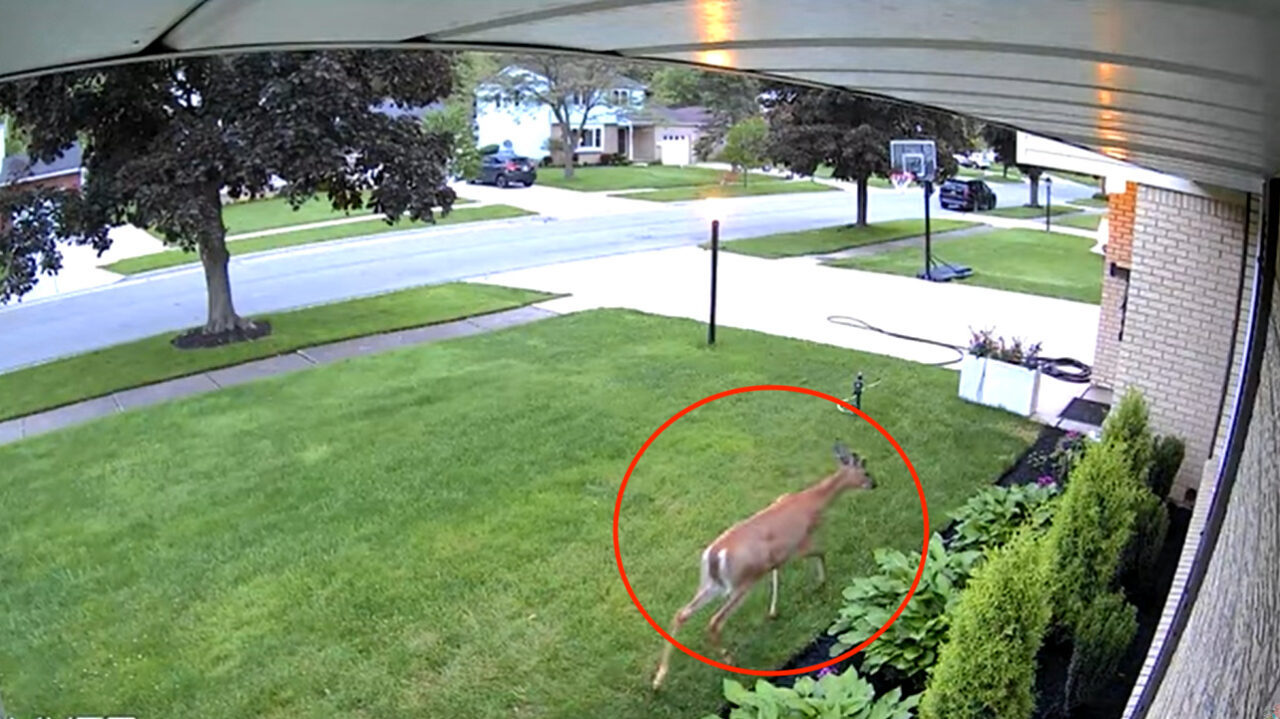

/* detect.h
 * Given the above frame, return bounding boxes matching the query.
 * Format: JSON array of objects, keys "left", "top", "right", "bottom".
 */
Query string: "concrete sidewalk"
[
  {"left": 0, "top": 305, "right": 558, "bottom": 446},
  {"left": 471, "top": 245, "right": 1100, "bottom": 426}
]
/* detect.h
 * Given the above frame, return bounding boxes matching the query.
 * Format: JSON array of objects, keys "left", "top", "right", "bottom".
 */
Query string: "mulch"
[{"left": 171, "top": 320, "right": 273, "bottom": 350}]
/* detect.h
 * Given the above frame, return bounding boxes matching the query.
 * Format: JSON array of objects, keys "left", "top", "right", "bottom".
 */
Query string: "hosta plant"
[
  {"left": 826, "top": 535, "right": 982, "bottom": 678},
  {"left": 704, "top": 665, "right": 920, "bottom": 719},
  {"left": 947, "top": 482, "right": 1061, "bottom": 552}
]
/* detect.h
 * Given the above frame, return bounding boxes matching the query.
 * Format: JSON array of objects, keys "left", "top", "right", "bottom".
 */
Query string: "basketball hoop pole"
[{"left": 923, "top": 179, "right": 933, "bottom": 280}]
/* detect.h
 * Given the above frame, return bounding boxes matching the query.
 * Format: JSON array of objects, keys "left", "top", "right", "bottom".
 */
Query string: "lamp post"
[{"left": 1044, "top": 176, "right": 1053, "bottom": 231}]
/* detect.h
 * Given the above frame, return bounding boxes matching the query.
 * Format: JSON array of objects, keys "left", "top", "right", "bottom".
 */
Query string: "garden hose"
[{"left": 824, "top": 315, "right": 1093, "bottom": 383}]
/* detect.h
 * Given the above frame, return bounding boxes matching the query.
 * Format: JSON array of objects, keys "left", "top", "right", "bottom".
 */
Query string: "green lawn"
[
  {"left": 536, "top": 165, "right": 773, "bottom": 192},
  {"left": 957, "top": 166, "right": 1024, "bottom": 183},
  {"left": 0, "top": 308, "right": 1036, "bottom": 718},
  {"left": 1069, "top": 196, "right": 1110, "bottom": 209},
  {"left": 1051, "top": 212, "right": 1104, "bottom": 231},
  {"left": 979, "top": 204, "right": 1083, "bottom": 220},
  {"left": 0, "top": 282, "right": 554, "bottom": 421},
  {"left": 814, "top": 165, "right": 892, "bottom": 188},
  {"left": 143, "top": 194, "right": 475, "bottom": 240},
  {"left": 627, "top": 179, "right": 835, "bottom": 202},
  {"left": 825, "top": 228, "right": 1103, "bottom": 303},
  {"left": 110, "top": 204, "right": 534, "bottom": 275},
  {"left": 719, "top": 218, "right": 980, "bottom": 259}
]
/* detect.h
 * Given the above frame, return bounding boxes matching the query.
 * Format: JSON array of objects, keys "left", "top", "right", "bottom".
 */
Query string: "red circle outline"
[{"left": 612, "top": 384, "right": 929, "bottom": 678}]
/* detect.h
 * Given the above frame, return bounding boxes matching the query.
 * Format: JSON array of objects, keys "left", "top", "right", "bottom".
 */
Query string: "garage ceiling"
[{"left": 1, "top": 0, "right": 1277, "bottom": 193}]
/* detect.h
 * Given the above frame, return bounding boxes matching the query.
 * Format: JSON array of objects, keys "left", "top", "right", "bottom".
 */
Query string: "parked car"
[
  {"left": 939, "top": 178, "right": 997, "bottom": 211},
  {"left": 469, "top": 153, "right": 537, "bottom": 188}
]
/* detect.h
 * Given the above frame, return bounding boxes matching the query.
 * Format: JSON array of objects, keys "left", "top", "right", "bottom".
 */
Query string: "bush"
[
  {"left": 540, "top": 155, "right": 556, "bottom": 168},
  {"left": 1122, "top": 490, "right": 1170, "bottom": 589},
  {"left": 1029, "top": 430, "right": 1091, "bottom": 487},
  {"left": 1044, "top": 440, "right": 1144, "bottom": 630},
  {"left": 704, "top": 666, "right": 919, "bottom": 719},
  {"left": 1063, "top": 592, "right": 1138, "bottom": 712},
  {"left": 827, "top": 535, "right": 983, "bottom": 678},
  {"left": 948, "top": 482, "right": 1060, "bottom": 552},
  {"left": 1147, "top": 434, "right": 1185, "bottom": 498},
  {"left": 918, "top": 529, "right": 1052, "bottom": 719},
  {"left": 598, "top": 152, "right": 631, "bottom": 166},
  {"left": 1101, "top": 388, "right": 1153, "bottom": 479}
]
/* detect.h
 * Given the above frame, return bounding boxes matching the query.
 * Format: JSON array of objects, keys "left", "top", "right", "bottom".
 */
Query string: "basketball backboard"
[{"left": 890, "top": 139, "right": 938, "bottom": 182}]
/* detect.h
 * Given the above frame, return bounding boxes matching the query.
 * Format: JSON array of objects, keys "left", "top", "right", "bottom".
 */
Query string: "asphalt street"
[{"left": 0, "top": 179, "right": 1092, "bottom": 372}]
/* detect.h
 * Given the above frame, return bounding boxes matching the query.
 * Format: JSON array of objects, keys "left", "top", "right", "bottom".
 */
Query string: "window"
[
  {"left": 576, "top": 127, "right": 603, "bottom": 149},
  {"left": 611, "top": 89, "right": 631, "bottom": 105}
]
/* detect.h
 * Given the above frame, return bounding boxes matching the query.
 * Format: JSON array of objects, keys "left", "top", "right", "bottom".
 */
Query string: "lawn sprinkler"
[{"left": 838, "top": 372, "right": 865, "bottom": 414}]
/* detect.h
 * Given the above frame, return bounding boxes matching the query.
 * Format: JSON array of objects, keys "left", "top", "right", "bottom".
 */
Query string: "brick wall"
[
  {"left": 1092, "top": 181, "right": 1138, "bottom": 386},
  {"left": 1112, "top": 185, "right": 1257, "bottom": 502}
]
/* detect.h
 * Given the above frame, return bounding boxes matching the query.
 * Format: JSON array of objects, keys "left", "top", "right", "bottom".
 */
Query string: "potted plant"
[{"left": 957, "top": 328, "right": 1043, "bottom": 416}]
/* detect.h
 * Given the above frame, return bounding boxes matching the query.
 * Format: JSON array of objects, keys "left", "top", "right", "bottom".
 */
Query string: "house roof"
[
  {"left": 628, "top": 105, "right": 714, "bottom": 127},
  {"left": 1, "top": 142, "right": 83, "bottom": 186}
]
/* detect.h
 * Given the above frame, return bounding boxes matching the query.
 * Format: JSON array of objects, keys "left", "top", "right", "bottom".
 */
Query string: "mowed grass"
[
  {"left": 1069, "top": 196, "right": 1110, "bottom": 209},
  {"left": 0, "top": 309, "right": 1037, "bottom": 718},
  {"left": 825, "top": 228, "right": 1103, "bottom": 303},
  {"left": 536, "top": 165, "right": 772, "bottom": 191},
  {"left": 719, "top": 218, "right": 980, "bottom": 259},
  {"left": 109, "top": 204, "right": 534, "bottom": 275},
  {"left": 980, "top": 204, "right": 1082, "bottom": 220},
  {"left": 627, "top": 179, "right": 835, "bottom": 202},
  {"left": 0, "top": 282, "right": 554, "bottom": 421},
  {"left": 1052, "top": 212, "right": 1104, "bottom": 231},
  {"left": 957, "top": 166, "right": 1024, "bottom": 183}
]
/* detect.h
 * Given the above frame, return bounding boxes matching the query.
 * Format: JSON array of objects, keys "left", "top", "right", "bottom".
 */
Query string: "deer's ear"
[{"left": 834, "top": 442, "right": 853, "bottom": 465}]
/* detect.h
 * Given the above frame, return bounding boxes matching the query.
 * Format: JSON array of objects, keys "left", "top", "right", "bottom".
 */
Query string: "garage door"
[{"left": 658, "top": 134, "right": 691, "bottom": 166}]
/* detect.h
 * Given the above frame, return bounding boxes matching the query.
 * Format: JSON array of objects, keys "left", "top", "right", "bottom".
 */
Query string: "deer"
[{"left": 650, "top": 441, "right": 876, "bottom": 690}]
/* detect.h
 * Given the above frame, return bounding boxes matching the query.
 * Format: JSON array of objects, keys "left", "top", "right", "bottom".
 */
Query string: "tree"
[
  {"left": 0, "top": 50, "right": 456, "bottom": 340},
  {"left": 424, "top": 52, "right": 498, "bottom": 181},
  {"left": 718, "top": 116, "right": 769, "bottom": 184},
  {"left": 488, "top": 55, "right": 633, "bottom": 179},
  {"left": 982, "top": 122, "right": 1045, "bottom": 205},
  {"left": 649, "top": 67, "right": 760, "bottom": 160},
  {"left": 762, "top": 85, "right": 965, "bottom": 226}
]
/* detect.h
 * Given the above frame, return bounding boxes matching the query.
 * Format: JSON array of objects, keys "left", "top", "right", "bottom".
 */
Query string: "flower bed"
[
  {"left": 957, "top": 329, "right": 1043, "bottom": 416},
  {"left": 703, "top": 389, "right": 1190, "bottom": 719}
]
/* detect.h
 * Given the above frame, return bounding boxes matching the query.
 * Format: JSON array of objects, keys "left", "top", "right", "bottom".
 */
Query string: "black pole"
[
  {"left": 923, "top": 179, "right": 933, "bottom": 280},
  {"left": 708, "top": 219, "right": 719, "bottom": 345},
  {"left": 1045, "top": 178, "right": 1053, "bottom": 231}
]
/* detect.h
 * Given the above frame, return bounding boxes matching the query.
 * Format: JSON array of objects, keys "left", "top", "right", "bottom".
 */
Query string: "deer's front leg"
[
  {"left": 768, "top": 568, "right": 779, "bottom": 619},
  {"left": 797, "top": 535, "right": 826, "bottom": 586}
]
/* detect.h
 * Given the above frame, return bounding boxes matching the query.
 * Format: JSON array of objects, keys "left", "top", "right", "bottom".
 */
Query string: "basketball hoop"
[{"left": 890, "top": 171, "right": 915, "bottom": 192}]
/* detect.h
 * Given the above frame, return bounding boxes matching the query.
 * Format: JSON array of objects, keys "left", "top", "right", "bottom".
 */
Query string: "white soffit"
[{"left": 0, "top": 0, "right": 1276, "bottom": 194}]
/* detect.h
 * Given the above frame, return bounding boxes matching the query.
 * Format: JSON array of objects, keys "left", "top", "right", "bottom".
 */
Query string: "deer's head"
[{"left": 832, "top": 441, "right": 875, "bottom": 490}]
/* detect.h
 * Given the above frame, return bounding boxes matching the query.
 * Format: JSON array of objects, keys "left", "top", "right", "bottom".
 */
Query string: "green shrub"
[
  {"left": 918, "top": 529, "right": 1052, "bottom": 719},
  {"left": 1147, "top": 434, "right": 1185, "bottom": 499},
  {"left": 704, "top": 666, "right": 919, "bottom": 719},
  {"left": 1063, "top": 591, "right": 1138, "bottom": 712},
  {"left": 1101, "top": 388, "right": 1154, "bottom": 479},
  {"left": 827, "top": 535, "right": 983, "bottom": 678},
  {"left": 1044, "top": 440, "right": 1145, "bottom": 629},
  {"left": 1123, "top": 490, "right": 1170, "bottom": 588},
  {"left": 948, "top": 482, "right": 1060, "bottom": 552}
]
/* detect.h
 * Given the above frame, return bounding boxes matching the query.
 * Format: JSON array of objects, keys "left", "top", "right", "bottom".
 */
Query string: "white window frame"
[{"left": 576, "top": 126, "right": 603, "bottom": 150}]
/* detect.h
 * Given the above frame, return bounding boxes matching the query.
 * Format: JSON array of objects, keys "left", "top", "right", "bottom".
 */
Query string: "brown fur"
[{"left": 650, "top": 442, "right": 874, "bottom": 690}]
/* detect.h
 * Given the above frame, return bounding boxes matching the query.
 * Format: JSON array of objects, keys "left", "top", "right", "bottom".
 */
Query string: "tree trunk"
[
  {"left": 1003, "top": 164, "right": 1009, "bottom": 178},
  {"left": 196, "top": 188, "right": 253, "bottom": 334},
  {"left": 560, "top": 123, "right": 577, "bottom": 180},
  {"left": 856, "top": 177, "right": 869, "bottom": 226},
  {"left": 1028, "top": 175, "right": 1041, "bottom": 207}
]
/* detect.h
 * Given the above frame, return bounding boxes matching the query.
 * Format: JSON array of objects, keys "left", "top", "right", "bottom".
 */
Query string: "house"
[
  {"left": 0, "top": 122, "right": 84, "bottom": 192},
  {"left": 474, "top": 66, "right": 711, "bottom": 166}
]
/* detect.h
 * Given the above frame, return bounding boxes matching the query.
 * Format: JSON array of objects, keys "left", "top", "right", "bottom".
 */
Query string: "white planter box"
[{"left": 957, "top": 354, "right": 1041, "bottom": 416}]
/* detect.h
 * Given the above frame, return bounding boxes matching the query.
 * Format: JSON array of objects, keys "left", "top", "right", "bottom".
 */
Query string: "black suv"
[
  {"left": 939, "top": 178, "right": 996, "bottom": 211},
  {"left": 469, "top": 153, "right": 537, "bottom": 188}
]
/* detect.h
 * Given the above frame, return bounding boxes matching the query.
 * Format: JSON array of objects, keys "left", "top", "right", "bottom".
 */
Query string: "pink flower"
[{"left": 1037, "top": 475, "right": 1057, "bottom": 487}]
